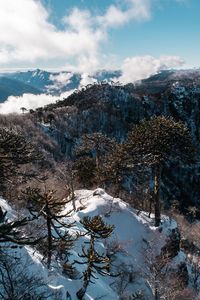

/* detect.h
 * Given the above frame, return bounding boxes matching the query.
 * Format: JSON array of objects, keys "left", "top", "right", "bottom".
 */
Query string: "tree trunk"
[
  {"left": 77, "top": 236, "right": 94, "bottom": 299},
  {"left": 154, "top": 164, "right": 161, "bottom": 227},
  {"left": 148, "top": 197, "right": 152, "bottom": 218},
  {"left": 76, "top": 279, "right": 89, "bottom": 300},
  {"left": 46, "top": 204, "right": 52, "bottom": 269},
  {"left": 70, "top": 175, "right": 76, "bottom": 212},
  {"left": 96, "top": 151, "right": 101, "bottom": 187},
  {"left": 155, "top": 286, "right": 159, "bottom": 300}
]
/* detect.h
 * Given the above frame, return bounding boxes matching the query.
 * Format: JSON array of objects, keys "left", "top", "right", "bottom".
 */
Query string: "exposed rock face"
[{"left": 47, "top": 70, "right": 200, "bottom": 212}]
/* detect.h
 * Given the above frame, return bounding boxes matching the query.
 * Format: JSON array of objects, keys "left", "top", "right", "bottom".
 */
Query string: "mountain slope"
[
  {"left": 0, "top": 189, "right": 190, "bottom": 299},
  {"left": 44, "top": 69, "right": 200, "bottom": 212},
  {"left": 0, "top": 76, "right": 41, "bottom": 102}
]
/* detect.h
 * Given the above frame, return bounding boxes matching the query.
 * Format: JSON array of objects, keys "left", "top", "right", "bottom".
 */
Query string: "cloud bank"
[
  {"left": 119, "top": 55, "right": 184, "bottom": 83},
  {"left": 0, "top": 90, "right": 74, "bottom": 114}
]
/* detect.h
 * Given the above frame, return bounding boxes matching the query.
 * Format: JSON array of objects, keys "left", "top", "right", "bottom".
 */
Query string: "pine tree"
[
  {"left": 22, "top": 188, "right": 75, "bottom": 269},
  {"left": 125, "top": 116, "right": 195, "bottom": 226},
  {"left": 76, "top": 215, "right": 114, "bottom": 299}
]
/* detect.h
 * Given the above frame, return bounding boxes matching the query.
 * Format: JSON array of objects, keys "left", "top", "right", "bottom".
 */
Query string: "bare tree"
[{"left": 0, "top": 250, "right": 61, "bottom": 299}]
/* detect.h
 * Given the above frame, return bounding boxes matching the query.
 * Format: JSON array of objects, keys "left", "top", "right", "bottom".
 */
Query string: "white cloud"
[
  {"left": 0, "top": 0, "right": 152, "bottom": 73},
  {"left": 0, "top": 0, "right": 187, "bottom": 91},
  {"left": 0, "top": 90, "right": 74, "bottom": 114},
  {"left": 0, "top": 1, "right": 105, "bottom": 72},
  {"left": 119, "top": 55, "right": 185, "bottom": 84},
  {"left": 79, "top": 73, "right": 97, "bottom": 88},
  {"left": 50, "top": 73, "right": 73, "bottom": 85},
  {"left": 98, "top": 0, "right": 151, "bottom": 28},
  {"left": 47, "top": 72, "right": 73, "bottom": 91}
]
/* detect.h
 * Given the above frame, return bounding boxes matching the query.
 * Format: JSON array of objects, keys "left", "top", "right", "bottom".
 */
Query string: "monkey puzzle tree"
[
  {"left": 76, "top": 132, "right": 115, "bottom": 186},
  {"left": 22, "top": 188, "right": 75, "bottom": 269},
  {"left": 0, "top": 128, "right": 41, "bottom": 248},
  {"left": 102, "top": 141, "right": 130, "bottom": 197},
  {"left": 0, "top": 215, "right": 40, "bottom": 247},
  {"left": 76, "top": 216, "right": 114, "bottom": 300},
  {"left": 126, "top": 116, "right": 195, "bottom": 227},
  {"left": 0, "top": 127, "right": 40, "bottom": 192}
]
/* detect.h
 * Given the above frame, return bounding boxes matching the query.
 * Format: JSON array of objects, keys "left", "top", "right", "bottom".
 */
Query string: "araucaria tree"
[
  {"left": 0, "top": 214, "right": 39, "bottom": 247},
  {"left": 22, "top": 188, "right": 75, "bottom": 269},
  {"left": 76, "top": 132, "right": 115, "bottom": 186},
  {"left": 0, "top": 127, "right": 40, "bottom": 192},
  {"left": 126, "top": 116, "right": 195, "bottom": 227},
  {"left": 76, "top": 216, "right": 114, "bottom": 300},
  {"left": 103, "top": 141, "right": 130, "bottom": 197},
  {"left": 0, "top": 128, "right": 41, "bottom": 248}
]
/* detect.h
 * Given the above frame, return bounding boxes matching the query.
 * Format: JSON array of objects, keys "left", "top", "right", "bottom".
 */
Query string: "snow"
[{"left": 0, "top": 190, "right": 186, "bottom": 299}]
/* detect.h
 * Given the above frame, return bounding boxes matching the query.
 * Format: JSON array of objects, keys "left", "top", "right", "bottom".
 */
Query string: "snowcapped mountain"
[
  {"left": 0, "top": 189, "right": 190, "bottom": 299},
  {"left": 0, "top": 69, "right": 121, "bottom": 101}
]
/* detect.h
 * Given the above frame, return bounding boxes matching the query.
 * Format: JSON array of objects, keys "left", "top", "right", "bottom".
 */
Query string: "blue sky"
[
  {"left": 0, "top": 0, "right": 199, "bottom": 80},
  {"left": 41, "top": 0, "right": 200, "bottom": 67}
]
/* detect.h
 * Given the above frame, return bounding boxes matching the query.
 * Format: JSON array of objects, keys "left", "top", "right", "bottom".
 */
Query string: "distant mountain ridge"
[
  {"left": 0, "top": 76, "right": 41, "bottom": 102},
  {"left": 0, "top": 69, "right": 121, "bottom": 102},
  {"left": 0, "top": 68, "right": 199, "bottom": 105}
]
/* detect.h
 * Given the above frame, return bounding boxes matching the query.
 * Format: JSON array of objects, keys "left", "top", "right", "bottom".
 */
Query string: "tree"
[
  {"left": 20, "top": 107, "right": 27, "bottom": 114},
  {"left": 0, "top": 250, "right": 60, "bottom": 299},
  {"left": 22, "top": 188, "right": 76, "bottom": 269},
  {"left": 76, "top": 133, "right": 115, "bottom": 186},
  {"left": 126, "top": 116, "right": 195, "bottom": 226},
  {"left": 74, "top": 156, "right": 96, "bottom": 188},
  {"left": 0, "top": 214, "right": 39, "bottom": 247},
  {"left": 57, "top": 161, "right": 78, "bottom": 211},
  {"left": 0, "top": 202, "right": 41, "bottom": 250},
  {"left": 0, "top": 127, "right": 40, "bottom": 192},
  {"left": 75, "top": 215, "right": 114, "bottom": 299},
  {"left": 102, "top": 141, "right": 131, "bottom": 197}
]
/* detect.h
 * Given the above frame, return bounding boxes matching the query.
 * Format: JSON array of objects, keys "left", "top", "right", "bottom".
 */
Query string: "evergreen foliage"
[
  {"left": 76, "top": 133, "right": 116, "bottom": 186},
  {"left": 126, "top": 116, "right": 195, "bottom": 226},
  {"left": 102, "top": 141, "right": 130, "bottom": 196},
  {"left": 76, "top": 215, "right": 114, "bottom": 299},
  {"left": 22, "top": 188, "right": 76, "bottom": 269},
  {"left": 0, "top": 216, "right": 39, "bottom": 246},
  {"left": 0, "top": 127, "right": 40, "bottom": 192}
]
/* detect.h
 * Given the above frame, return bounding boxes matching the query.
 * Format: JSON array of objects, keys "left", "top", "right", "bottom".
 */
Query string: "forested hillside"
[{"left": 0, "top": 70, "right": 200, "bottom": 299}]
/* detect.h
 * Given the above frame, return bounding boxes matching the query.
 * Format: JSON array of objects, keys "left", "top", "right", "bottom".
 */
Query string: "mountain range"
[{"left": 0, "top": 69, "right": 121, "bottom": 102}]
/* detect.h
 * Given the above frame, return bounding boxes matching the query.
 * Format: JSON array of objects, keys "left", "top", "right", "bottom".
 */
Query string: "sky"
[
  {"left": 0, "top": 0, "right": 199, "bottom": 113},
  {"left": 0, "top": 0, "right": 199, "bottom": 75}
]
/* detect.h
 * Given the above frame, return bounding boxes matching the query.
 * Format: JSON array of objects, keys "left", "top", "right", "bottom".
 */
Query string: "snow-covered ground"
[{"left": 0, "top": 189, "right": 187, "bottom": 299}]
